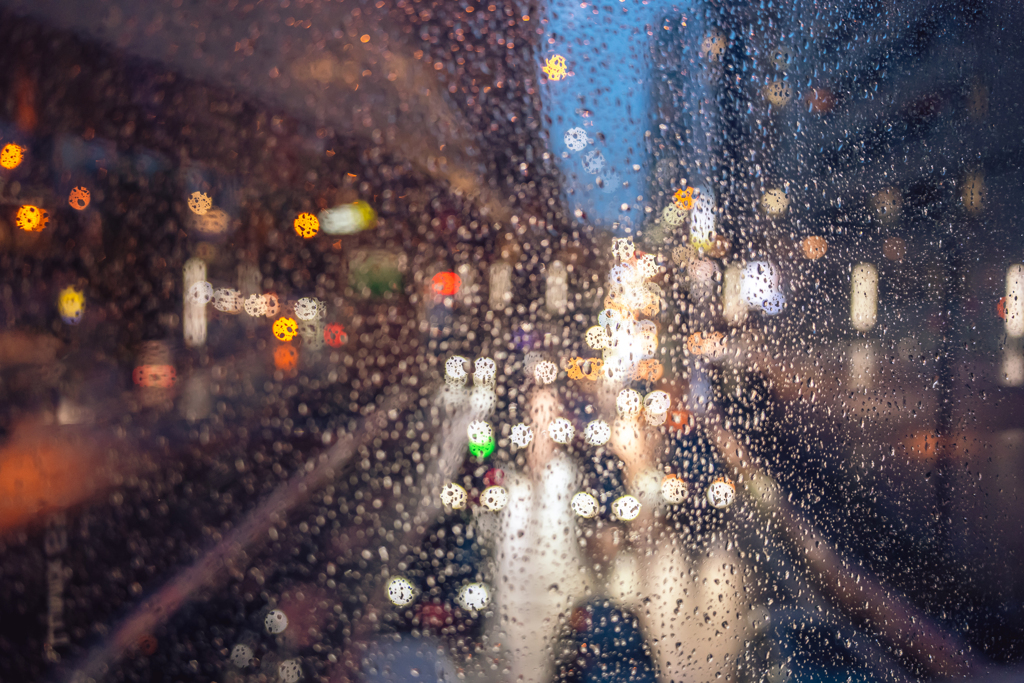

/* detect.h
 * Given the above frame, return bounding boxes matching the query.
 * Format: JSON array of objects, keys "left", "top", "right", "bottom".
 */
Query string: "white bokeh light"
[
  {"left": 584, "top": 419, "right": 611, "bottom": 446},
  {"left": 457, "top": 582, "right": 491, "bottom": 611},
  {"left": 571, "top": 491, "right": 599, "bottom": 518},
  {"left": 707, "top": 477, "right": 736, "bottom": 510},
  {"left": 612, "top": 495, "right": 642, "bottom": 521},
  {"left": 264, "top": 609, "right": 289, "bottom": 634},
  {"left": 509, "top": 423, "right": 534, "bottom": 448},
  {"left": 440, "top": 483, "right": 468, "bottom": 510},
  {"left": 548, "top": 418, "right": 575, "bottom": 444},
  {"left": 386, "top": 576, "right": 417, "bottom": 607},
  {"left": 480, "top": 485, "right": 510, "bottom": 512}
]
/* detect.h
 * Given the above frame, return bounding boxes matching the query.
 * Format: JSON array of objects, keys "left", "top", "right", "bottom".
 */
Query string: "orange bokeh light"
[
  {"left": 566, "top": 356, "right": 604, "bottom": 381},
  {"left": 634, "top": 359, "right": 664, "bottom": 382},
  {"left": 68, "top": 186, "right": 91, "bottom": 210},
  {"left": 672, "top": 187, "right": 695, "bottom": 211},
  {"left": 133, "top": 365, "right": 177, "bottom": 389},
  {"left": 294, "top": 212, "right": 320, "bottom": 238},
  {"left": 665, "top": 408, "right": 692, "bottom": 434},
  {"left": 801, "top": 236, "right": 828, "bottom": 260},
  {"left": 274, "top": 344, "right": 299, "bottom": 371},
  {"left": 687, "top": 330, "right": 725, "bottom": 356}
]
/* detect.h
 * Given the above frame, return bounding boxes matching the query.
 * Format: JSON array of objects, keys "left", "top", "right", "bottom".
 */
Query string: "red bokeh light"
[
  {"left": 483, "top": 467, "right": 505, "bottom": 487},
  {"left": 431, "top": 271, "right": 462, "bottom": 296},
  {"left": 133, "top": 365, "right": 177, "bottom": 388},
  {"left": 417, "top": 603, "right": 451, "bottom": 629},
  {"left": 324, "top": 323, "right": 348, "bottom": 348}
]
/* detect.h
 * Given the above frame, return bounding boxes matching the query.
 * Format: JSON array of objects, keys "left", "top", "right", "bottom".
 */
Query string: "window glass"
[{"left": 0, "top": 1, "right": 1021, "bottom": 682}]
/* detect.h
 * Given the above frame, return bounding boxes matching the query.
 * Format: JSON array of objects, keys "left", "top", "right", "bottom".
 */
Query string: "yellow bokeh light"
[
  {"left": 0, "top": 143, "right": 25, "bottom": 169},
  {"left": 542, "top": 55, "right": 568, "bottom": 81},
  {"left": 16, "top": 204, "right": 49, "bottom": 232},
  {"left": 58, "top": 286, "right": 86, "bottom": 324},
  {"left": 294, "top": 212, "right": 320, "bottom": 238},
  {"left": 272, "top": 317, "right": 299, "bottom": 341}
]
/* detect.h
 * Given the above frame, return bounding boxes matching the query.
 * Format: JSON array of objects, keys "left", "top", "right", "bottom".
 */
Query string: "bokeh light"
[
  {"left": 319, "top": 201, "right": 377, "bottom": 235},
  {"left": 431, "top": 271, "right": 462, "bottom": 296},
  {"left": 264, "top": 609, "right": 289, "bottom": 634},
  {"left": 661, "top": 475, "right": 687, "bottom": 504},
  {"left": 16, "top": 205, "right": 49, "bottom": 232},
  {"left": 583, "top": 420, "right": 611, "bottom": 446},
  {"left": 0, "top": 143, "right": 24, "bottom": 169},
  {"left": 702, "top": 33, "right": 726, "bottom": 60},
  {"left": 801, "top": 236, "right": 828, "bottom": 260},
  {"left": 548, "top": 418, "right": 575, "bottom": 445},
  {"left": 612, "top": 495, "right": 641, "bottom": 521},
  {"left": 293, "top": 212, "right": 320, "bottom": 238},
  {"left": 571, "top": 492, "right": 599, "bottom": 518},
  {"left": 510, "top": 423, "right": 533, "bottom": 448},
  {"left": 272, "top": 317, "right": 299, "bottom": 341},
  {"left": 57, "top": 286, "right": 85, "bottom": 324},
  {"left": 132, "top": 365, "right": 177, "bottom": 389},
  {"left": 187, "top": 191, "right": 212, "bottom": 215},
  {"left": 274, "top": 345, "right": 299, "bottom": 372},
  {"left": 763, "top": 81, "right": 792, "bottom": 107},
  {"left": 761, "top": 188, "right": 789, "bottom": 216},
  {"left": 541, "top": 55, "right": 568, "bottom": 81},
  {"left": 706, "top": 476, "right": 736, "bottom": 510},
  {"left": 440, "top": 483, "right": 468, "bottom": 510},
  {"left": 457, "top": 582, "right": 491, "bottom": 611},
  {"left": 386, "top": 577, "right": 417, "bottom": 607},
  {"left": 480, "top": 486, "right": 509, "bottom": 512},
  {"left": 68, "top": 187, "right": 90, "bottom": 210},
  {"left": 323, "top": 323, "right": 348, "bottom": 347},
  {"left": 851, "top": 263, "right": 879, "bottom": 332}
]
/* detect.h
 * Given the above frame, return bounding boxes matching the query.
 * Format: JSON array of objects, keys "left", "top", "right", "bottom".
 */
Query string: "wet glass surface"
[{"left": 0, "top": 1, "right": 1023, "bottom": 682}]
